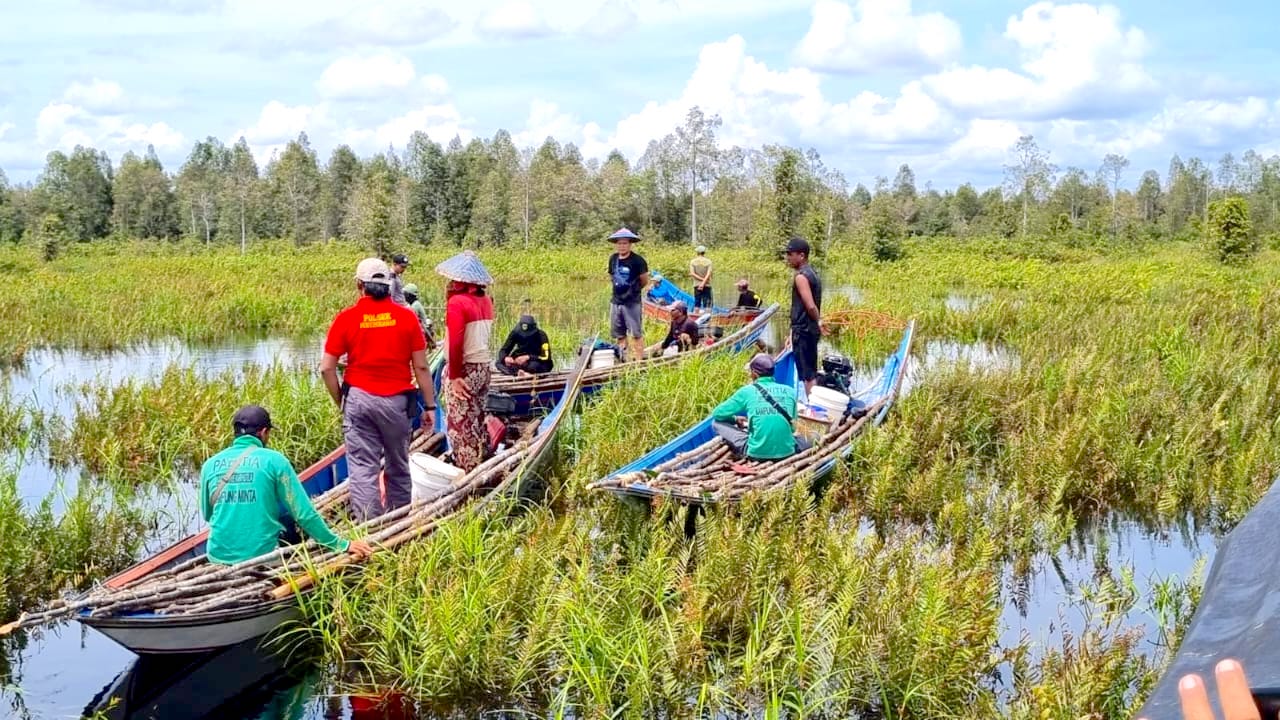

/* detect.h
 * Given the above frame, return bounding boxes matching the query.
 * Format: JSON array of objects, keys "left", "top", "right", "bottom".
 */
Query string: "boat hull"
[{"left": 81, "top": 601, "right": 299, "bottom": 655}]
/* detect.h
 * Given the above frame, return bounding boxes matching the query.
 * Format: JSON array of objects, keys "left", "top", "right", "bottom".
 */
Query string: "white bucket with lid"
[
  {"left": 806, "top": 386, "right": 850, "bottom": 419},
  {"left": 409, "top": 452, "right": 465, "bottom": 503},
  {"left": 590, "top": 349, "right": 616, "bottom": 368}
]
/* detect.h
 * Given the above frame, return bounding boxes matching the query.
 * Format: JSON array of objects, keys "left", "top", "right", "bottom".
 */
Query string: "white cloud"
[
  {"left": 317, "top": 52, "right": 417, "bottom": 100},
  {"left": 923, "top": 2, "right": 1155, "bottom": 119},
  {"left": 578, "top": 0, "right": 639, "bottom": 38},
  {"left": 0, "top": 122, "right": 14, "bottom": 140},
  {"left": 513, "top": 100, "right": 584, "bottom": 149},
  {"left": 233, "top": 100, "right": 327, "bottom": 162},
  {"left": 339, "top": 103, "right": 471, "bottom": 153},
  {"left": 478, "top": 0, "right": 554, "bottom": 39},
  {"left": 794, "top": 0, "right": 962, "bottom": 73},
  {"left": 420, "top": 74, "right": 451, "bottom": 98},
  {"left": 35, "top": 100, "right": 183, "bottom": 157},
  {"left": 580, "top": 35, "right": 951, "bottom": 163},
  {"left": 222, "top": 0, "right": 458, "bottom": 49},
  {"left": 63, "top": 79, "right": 125, "bottom": 111}
]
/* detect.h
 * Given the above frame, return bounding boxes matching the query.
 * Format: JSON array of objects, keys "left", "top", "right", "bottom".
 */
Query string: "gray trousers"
[
  {"left": 343, "top": 386, "right": 412, "bottom": 522},
  {"left": 712, "top": 421, "right": 749, "bottom": 456},
  {"left": 712, "top": 420, "right": 810, "bottom": 459}
]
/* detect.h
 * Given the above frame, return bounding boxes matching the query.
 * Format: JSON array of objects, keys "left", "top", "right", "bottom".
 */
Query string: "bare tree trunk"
[{"left": 239, "top": 203, "right": 246, "bottom": 255}]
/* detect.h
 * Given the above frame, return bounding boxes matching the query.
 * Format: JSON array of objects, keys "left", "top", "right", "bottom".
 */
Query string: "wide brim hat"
[
  {"left": 435, "top": 251, "right": 494, "bottom": 286},
  {"left": 608, "top": 227, "right": 640, "bottom": 241}
]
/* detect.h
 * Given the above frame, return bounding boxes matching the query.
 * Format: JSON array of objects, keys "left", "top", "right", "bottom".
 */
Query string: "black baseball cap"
[
  {"left": 784, "top": 237, "right": 811, "bottom": 255},
  {"left": 391, "top": 253, "right": 410, "bottom": 265},
  {"left": 232, "top": 405, "right": 273, "bottom": 433}
]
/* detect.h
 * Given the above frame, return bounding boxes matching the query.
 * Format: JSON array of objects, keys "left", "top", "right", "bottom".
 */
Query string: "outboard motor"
[
  {"left": 816, "top": 353, "right": 855, "bottom": 394},
  {"left": 484, "top": 391, "right": 519, "bottom": 456}
]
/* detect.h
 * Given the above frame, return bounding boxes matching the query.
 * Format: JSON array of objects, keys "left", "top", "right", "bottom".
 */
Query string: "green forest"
[{"left": 1, "top": 108, "right": 1277, "bottom": 257}]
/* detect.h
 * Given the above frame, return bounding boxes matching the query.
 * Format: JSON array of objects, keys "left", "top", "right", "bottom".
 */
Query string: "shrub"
[{"left": 1207, "top": 196, "right": 1256, "bottom": 264}]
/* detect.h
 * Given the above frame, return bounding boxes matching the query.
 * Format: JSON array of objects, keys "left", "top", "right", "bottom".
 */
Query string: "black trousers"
[
  {"left": 693, "top": 286, "right": 713, "bottom": 309},
  {"left": 495, "top": 358, "right": 554, "bottom": 376}
]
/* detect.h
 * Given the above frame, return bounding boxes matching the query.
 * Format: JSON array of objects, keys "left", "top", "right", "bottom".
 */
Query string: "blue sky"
[{"left": 1, "top": 0, "right": 1278, "bottom": 189}]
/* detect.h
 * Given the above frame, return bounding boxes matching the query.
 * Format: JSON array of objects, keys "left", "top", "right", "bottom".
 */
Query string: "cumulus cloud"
[
  {"left": 580, "top": 35, "right": 951, "bottom": 163},
  {"left": 232, "top": 100, "right": 328, "bottom": 162},
  {"left": 63, "top": 79, "right": 126, "bottom": 111},
  {"left": 794, "top": 0, "right": 962, "bottom": 73},
  {"left": 923, "top": 2, "right": 1156, "bottom": 120},
  {"left": 478, "top": 0, "right": 555, "bottom": 39},
  {"left": 339, "top": 103, "right": 471, "bottom": 153},
  {"left": 222, "top": 0, "right": 458, "bottom": 50},
  {"left": 35, "top": 100, "right": 183, "bottom": 156},
  {"left": 317, "top": 52, "right": 417, "bottom": 100},
  {"left": 578, "top": 0, "right": 639, "bottom": 38},
  {"left": 0, "top": 122, "right": 14, "bottom": 140}
]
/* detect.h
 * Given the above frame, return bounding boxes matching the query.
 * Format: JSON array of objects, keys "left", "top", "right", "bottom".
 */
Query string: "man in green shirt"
[
  {"left": 199, "top": 405, "right": 373, "bottom": 565},
  {"left": 710, "top": 353, "right": 805, "bottom": 460}
]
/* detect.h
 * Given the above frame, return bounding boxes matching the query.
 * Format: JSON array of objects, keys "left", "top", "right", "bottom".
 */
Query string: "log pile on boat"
[
  {"left": 490, "top": 303, "right": 778, "bottom": 413},
  {"left": 0, "top": 347, "right": 592, "bottom": 643},
  {"left": 589, "top": 321, "right": 915, "bottom": 506}
]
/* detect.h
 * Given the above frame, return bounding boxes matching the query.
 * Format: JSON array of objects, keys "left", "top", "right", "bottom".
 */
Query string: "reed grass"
[{"left": 50, "top": 362, "right": 340, "bottom": 483}]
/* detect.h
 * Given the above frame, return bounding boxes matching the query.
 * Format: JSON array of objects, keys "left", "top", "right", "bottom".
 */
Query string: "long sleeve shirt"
[
  {"left": 445, "top": 290, "right": 495, "bottom": 377},
  {"left": 710, "top": 378, "right": 798, "bottom": 459},
  {"left": 199, "top": 434, "right": 347, "bottom": 565}
]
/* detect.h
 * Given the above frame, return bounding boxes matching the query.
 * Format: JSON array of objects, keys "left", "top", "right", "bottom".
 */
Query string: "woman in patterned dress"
[{"left": 437, "top": 252, "right": 495, "bottom": 471}]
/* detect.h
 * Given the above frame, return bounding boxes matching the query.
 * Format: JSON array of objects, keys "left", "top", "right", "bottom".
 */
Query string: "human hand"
[
  {"left": 503, "top": 356, "right": 516, "bottom": 366},
  {"left": 820, "top": 321, "right": 832, "bottom": 337},
  {"left": 515, "top": 355, "right": 529, "bottom": 365},
  {"left": 346, "top": 539, "right": 374, "bottom": 558},
  {"left": 420, "top": 409, "right": 435, "bottom": 433},
  {"left": 1137, "top": 658, "right": 1264, "bottom": 720},
  {"left": 451, "top": 377, "right": 472, "bottom": 400}
]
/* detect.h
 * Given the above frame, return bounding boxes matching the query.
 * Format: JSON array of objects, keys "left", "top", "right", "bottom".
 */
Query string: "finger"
[
  {"left": 1179, "top": 673, "right": 1218, "bottom": 720},
  {"left": 1215, "top": 659, "right": 1261, "bottom": 720}
]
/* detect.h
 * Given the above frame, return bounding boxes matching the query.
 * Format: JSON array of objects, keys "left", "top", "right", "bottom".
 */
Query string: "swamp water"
[{"left": 0, "top": 326, "right": 1217, "bottom": 719}]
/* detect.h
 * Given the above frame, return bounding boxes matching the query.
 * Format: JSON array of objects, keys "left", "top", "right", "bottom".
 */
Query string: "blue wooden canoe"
[
  {"left": 490, "top": 303, "right": 778, "bottom": 417},
  {"left": 643, "top": 271, "right": 766, "bottom": 328},
  {"left": 590, "top": 321, "right": 915, "bottom": 505},
  {"left": 71, "top": 350, "right": 591, "bottom": 655}
]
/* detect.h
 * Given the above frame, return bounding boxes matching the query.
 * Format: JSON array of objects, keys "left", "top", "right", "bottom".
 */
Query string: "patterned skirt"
[{"left": 447, "top": 362, "right": 491, "bottom": 472}]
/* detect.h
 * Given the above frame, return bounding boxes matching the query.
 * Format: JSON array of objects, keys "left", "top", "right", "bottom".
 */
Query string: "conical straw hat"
[{"left": 435, "top": 251, "right": 494, "bottom": 286}]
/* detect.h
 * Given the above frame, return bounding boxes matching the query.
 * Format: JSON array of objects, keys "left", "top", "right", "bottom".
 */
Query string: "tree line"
[{"left": 2, "top": 107, "right": 1279, "bottom": 258}]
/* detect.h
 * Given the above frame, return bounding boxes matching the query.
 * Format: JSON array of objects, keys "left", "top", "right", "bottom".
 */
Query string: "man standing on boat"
[
  {"left": 389, "top": 253, "right": 411, "bottom": 307},
  {"left": 607, "top": 228, "right": 649, "bottom": 362},
  {"left": 319, "top": 258, "right": 437, "bottom": 522},
  {"left": 784, "top": 236, "right": 824, "bottom": 398},
  {"left": 690, "top": 245, "right": 713, "bottom": 309},
  {"left": 710, "top": 353, "right": 805, "bottom": 460},
  {"left": 200, "top": 405, "right": 373, "bottom": 565}
]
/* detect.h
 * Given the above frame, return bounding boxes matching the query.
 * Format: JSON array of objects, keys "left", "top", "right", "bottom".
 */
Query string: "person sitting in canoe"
[
  {"left": 735, "top": 278, "right": 762, "bottom": 309},
  {"left": 711, "top": 353, "right": 808, "bottom": 460},
  {"left": 200, "top": 405, "right": 373, "bottom": 565},
  {"left": 495, "top": 314, "right": 553, "bottom": 376},
  {"left": 658, "top": 300, "right": 701, "bottom": 354}
]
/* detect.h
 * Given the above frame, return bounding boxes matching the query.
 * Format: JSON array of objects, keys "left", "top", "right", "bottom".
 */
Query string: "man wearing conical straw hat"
[
  {"left": 607, "top": 227, "right": 649, "bottom": 362},
  {"left": 437, "top": 251, "right": 495, "bottom": 471},
  {"left": 320, "top": 258, "right": 437, "bottom": 521}
]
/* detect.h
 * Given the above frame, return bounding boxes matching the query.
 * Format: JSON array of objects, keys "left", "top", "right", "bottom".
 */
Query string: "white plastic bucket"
[
  {"left": 807, "top": 386, "right": 850, "bottom": 418},
  {"left": 591, "top": 349, "right": 616, "bottom": 368},
  {"left": 409, "top": 452, "right": 465, "bottom": 503}
]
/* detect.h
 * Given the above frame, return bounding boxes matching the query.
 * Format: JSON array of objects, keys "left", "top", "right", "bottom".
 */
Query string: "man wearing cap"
[
  {"left": 784, "top": 236, "right": 824, "bottom": 397},
  {"left": 403, "top": 283, "right": 437, "bottom": 350},
  {"left": 389, "top": 253, "right": 411, "bottom": 307},
  {"left": 710, "top": 353, "right": 803, "bottom": 460},
  {"left": 735, "top": 278, "right": 762, "bottom": 309},
  {"left": 200, "top": 405, "right": 373, "bottom": 565},
  {"left": 606, "top": 228, "right": 650, "bottom": 362},
  {"left": 319, "top": 258, "right": 437, "bottom": 521},
  {"left": 690, "top": 245, "right": 713, "bottom": 309},
  {"left": 658, "top": 301, "right": 700, "bottom": 354},
  {"left": 496, "top": 314, "right": 553, "bottom": 376}
]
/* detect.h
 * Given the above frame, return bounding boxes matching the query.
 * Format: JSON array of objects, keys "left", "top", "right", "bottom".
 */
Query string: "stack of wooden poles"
[{"left": 588, "top": 396, "right": 889, "bottom": 504}]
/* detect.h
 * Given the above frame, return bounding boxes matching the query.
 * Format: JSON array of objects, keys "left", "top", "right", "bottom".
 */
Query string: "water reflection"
[{"left": 945, "top": 293, "right": 992, "bottom": 313}]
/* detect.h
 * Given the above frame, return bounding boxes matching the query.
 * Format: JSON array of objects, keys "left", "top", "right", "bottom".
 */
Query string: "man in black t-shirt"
[
  {"left": 735, "top": 278, "right": 762, "bottom": 308},
  {"left": 659, "top": 301, "right": 701, "bottom": 354},
  {"left": 607, "top": 227, "right": 650, "bottom": 361},
  {"left": 784, "top": 236, "right": 824, "bottom": 397},
  {"left": 495, "top": 314, "right": 553, "bottom": 376}
]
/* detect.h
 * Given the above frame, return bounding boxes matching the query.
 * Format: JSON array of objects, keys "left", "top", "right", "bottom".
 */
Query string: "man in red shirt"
[{"left": 319, "top": 258, "right": 437, "bottom": 521}]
